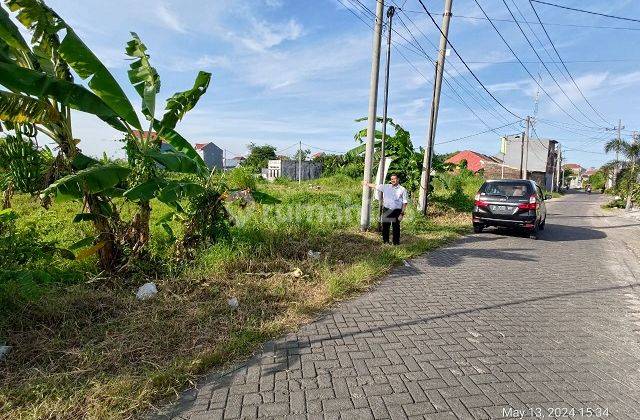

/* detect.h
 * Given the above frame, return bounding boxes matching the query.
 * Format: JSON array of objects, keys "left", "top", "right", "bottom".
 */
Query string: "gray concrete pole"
[
  {"left": 523, "top": 116, "right": 530, "bottom": 180},
  {"left": 377, "top": 6, "right": 395, "bottom": 228},
  {"left": 418, "top": 0, "right": 454, "bottom": 215},
  {"left": 555, "top": 144, "right": 561, "bottom": 191},
  {"left": 360, "top": 0, "right": 385, "bottom": 231},
  {"left": 298, "top": 140, "right": 302, "bottom": 184}
]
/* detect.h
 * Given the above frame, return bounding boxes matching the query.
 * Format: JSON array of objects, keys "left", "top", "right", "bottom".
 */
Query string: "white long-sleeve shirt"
[{"left": 376, "top": 183, "right": 408, "bottom": 210}]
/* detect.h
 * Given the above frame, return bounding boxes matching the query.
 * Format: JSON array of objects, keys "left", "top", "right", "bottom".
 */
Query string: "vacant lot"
[{"left": 0, "top": 173, "right": 481, "bottom": 419}]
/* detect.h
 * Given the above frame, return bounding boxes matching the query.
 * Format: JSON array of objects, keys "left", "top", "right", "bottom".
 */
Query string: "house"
[
  {"left": 195, "top": 142, "right": 223, "bottom": 170},
  {"left": 563, "top": 163, "right": 584, "bottom": 188},
  {"left": 224, "top": 156, "right": 245, "bottom": 171},
  {"left": 445, "top": 150, "right": 520, "bottom": 179},
  {"left": 261, "top": 159, "right": 322, "bottom": 181},
  {"left": 503, "top": 135, "right": 561, "bottom": 191}
]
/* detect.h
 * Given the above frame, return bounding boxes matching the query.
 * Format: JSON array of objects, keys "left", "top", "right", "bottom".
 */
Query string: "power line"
[
  {"left": 461, "top": 58, "right": 640, "bottom": 64},
  {"left": 393, "top": 11, "right": 511, "bottom": 126},
  {"left": 436, "top": 120, "right": 522, "bottom": 144},
  {"left": 415, "top": 0, "right": 523, "bottom": 120},
  {"left": 470, "top": 0, "right": 601, "bottom": 128},
  {"left": 393, "top": 8, "right": 513, "bottom": 124},
  {"left": 529, "top": 1, "right": 609, "bottom": 125},
  {"left": 531, "top": 0, "right": 640, "bottom": 24},
  {"left": 402, "top": 9, "right": 640, "bottom": 31},
  {"left": 499, "top": 0, "right": 605, "bottom": 127}
]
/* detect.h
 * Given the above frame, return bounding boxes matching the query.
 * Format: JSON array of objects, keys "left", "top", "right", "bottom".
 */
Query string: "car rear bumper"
[{"left": 472, "top": 215, "right": 537, "bottom": 228}]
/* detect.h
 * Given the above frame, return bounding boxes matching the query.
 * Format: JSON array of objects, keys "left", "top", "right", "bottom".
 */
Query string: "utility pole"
[
  {"left": 418, "top": 0, "right": 454, "bottom": 216},
  {"left": 522, "top": 116, "right": 531, "bottom": 179},
  {"left": 298, "top": 140, "right": 302, "bottom": 185},
  {"left": 555, "top": 144, "right": 562, "bottom": 191},
  {"left": 520, "top": 132, "right": 525, "bottom": 178},
  {"left": 606, "top": 119, "right": 624, "bottom": 183},
  {"left": 360, "top": 0, "right": 385, "bottom": 231},
  {"left": 378, "top": 5, "right": 395, "bottom": 229}
]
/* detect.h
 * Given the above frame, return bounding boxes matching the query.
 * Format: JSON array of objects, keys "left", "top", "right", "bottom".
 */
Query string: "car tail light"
[
  {"left": 474, "top": 193, "right": 488, "bottom": 208},
  {"left": 518, "top": 194, "right": 539, "bottom": 210}
]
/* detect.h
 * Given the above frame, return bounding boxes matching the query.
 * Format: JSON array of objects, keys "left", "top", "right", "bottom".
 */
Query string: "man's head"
[{"left": 390, "top": 174, "right": 400, "bottom": 186}]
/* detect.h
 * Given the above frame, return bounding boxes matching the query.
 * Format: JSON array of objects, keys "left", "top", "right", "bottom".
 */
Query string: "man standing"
[{"left": 363, "top": 174, "right": 408, "bottom": 245}]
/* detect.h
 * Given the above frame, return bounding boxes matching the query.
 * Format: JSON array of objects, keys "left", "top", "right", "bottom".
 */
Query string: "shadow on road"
[{"left": 425, "top": 246, "right": 536, "bottom": 267}]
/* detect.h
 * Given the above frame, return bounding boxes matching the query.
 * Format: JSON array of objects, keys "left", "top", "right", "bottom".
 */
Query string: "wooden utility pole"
[
  {"left": 418, "top": 0, "right": 454, "bottom": 215},
  {"left": 360, "top": 0, "right": 385, "bottom": 231}
]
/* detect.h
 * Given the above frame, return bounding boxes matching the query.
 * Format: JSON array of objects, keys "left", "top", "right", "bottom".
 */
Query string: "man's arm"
[
  {"left": 362, "top": 181, "right": 384, "bottom": 191},
  {"left": 399, "top": 188, "right": 409, "bottom": 219}
]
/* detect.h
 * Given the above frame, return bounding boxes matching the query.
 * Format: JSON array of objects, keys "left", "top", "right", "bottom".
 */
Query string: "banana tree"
[
  {"left": 349, "top": 117, "right": 422, "bottom": 191},
  {"left": 119, "top": 33, "right": 211, "bottom": 253},
  {"left": 0, "top": 0, "right": 145, "bottom": 269}
]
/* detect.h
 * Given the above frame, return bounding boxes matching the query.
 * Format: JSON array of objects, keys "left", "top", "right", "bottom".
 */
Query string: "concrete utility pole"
[
  {"left": 360, "top": 0, "right": 385, "bottom": 231},
  {"left": 418, "top": 0, "right": 454, "bottom": 215},
  {"left": 523, "top": 116, "right": 531, "bottom": 179},
  {"left": 606, "top": 119, "right": 625, "bottom": 182},
  {"left": 378, "top": 5, "right": 395, "bottom": 229},
  {"left": 555, "top": 144, "right": 562, "bottom": 191},
  {"left": 298, "top": 140, "right": 302, "bottom": 184},
  {"left": 520, "top": 132, "right": 525, "bottom": 178}
]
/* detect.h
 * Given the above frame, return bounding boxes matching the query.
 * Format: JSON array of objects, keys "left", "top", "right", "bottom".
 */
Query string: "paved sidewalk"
[{"left": 160, "top": 192, "right": 640, "bottom": 419}]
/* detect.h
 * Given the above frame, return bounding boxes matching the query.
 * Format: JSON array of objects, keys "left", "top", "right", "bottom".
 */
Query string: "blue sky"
[{"left": 33, "top": 0, "right": 640, "bottom": 167}]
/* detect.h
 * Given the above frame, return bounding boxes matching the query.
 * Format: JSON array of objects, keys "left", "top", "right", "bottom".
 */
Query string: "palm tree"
[{"left": 605, "top": 137, "right": 640, "bottom": 210}]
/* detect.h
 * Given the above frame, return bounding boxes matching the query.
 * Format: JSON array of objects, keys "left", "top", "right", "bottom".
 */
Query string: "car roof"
[{"left": 484, "top": 179, "right": 536, "bottom": 185}]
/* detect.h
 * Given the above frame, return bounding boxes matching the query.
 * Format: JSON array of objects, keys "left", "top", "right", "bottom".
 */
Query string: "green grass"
[{"left": 0, "top": 173, "right": 476, "bottom": 419}]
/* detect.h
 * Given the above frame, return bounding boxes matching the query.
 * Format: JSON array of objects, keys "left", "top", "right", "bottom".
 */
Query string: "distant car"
[{"left": 472, "top": 179, "right": 550, "bottom": 239}]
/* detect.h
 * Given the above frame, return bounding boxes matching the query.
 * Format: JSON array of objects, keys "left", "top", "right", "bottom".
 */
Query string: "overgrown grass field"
[{"left": 0, "top": 173, "right": 482, "bottom": 419}]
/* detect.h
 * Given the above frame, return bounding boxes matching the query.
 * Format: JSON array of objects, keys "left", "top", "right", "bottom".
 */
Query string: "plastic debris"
[
  {"left": 291, "top": 268, "right": 303, "bottom": 278},
  {"left": 403, "top": 260, "right": 411, "bottom": 267},
  {"left": 307, "top": 250, "right": 321, "bottom": 260},
  {"left": 136, "top": 282, "right": 158, "bottom": 300},
  {"left": 227, "top": 297, "right": 239, "bottom": 309},
  {"left": 0, "top": 345, "right": 11, "bottom": 361}
]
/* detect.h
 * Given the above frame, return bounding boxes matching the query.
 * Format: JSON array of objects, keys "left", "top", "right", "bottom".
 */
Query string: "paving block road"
[{"left": 160, "top": 192, "right": 640, "bottom": 419}]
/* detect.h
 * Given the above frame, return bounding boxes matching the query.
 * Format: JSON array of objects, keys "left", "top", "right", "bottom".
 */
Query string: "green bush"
[{"left": 225, "top": 166, "right": 257, "bottom": 190}]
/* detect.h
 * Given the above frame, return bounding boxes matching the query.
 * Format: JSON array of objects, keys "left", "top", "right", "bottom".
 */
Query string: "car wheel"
[{"left": 473, "top": 223, "right": 484, "bottom": 233}]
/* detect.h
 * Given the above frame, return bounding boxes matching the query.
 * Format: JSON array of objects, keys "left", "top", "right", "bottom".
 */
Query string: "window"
[{"left": 480, "top": 181, "right": 533, "bottom": 198}]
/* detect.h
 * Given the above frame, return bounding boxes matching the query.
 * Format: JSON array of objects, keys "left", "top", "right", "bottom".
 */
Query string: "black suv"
[{"left": 472, "top": 179, "right": 550, "bottom": 239}]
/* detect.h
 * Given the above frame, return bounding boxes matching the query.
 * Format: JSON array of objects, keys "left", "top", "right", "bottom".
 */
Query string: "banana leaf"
[
  {"left": 0, "top": 5, "right": 29, "bottom": 53},
  {"left": 152, "top": 122, "right": 208, "bottom": 176},
  {"left": 42, "top": 163, "right": 131, "bottom": 201},
  {"left": 59, "top": 28, "right": 141, "bottom": 129},
  {"left": 161, "top": 71, "right": 211, "bottom": 129},
  {"left": 0, "top": 90, "right": 59, "bottom": 124},
  {"left": 5, "top": 0, "right": 140, "bottom": 128},
  {"left": 156, "top": 180, "right": 204, "bottom": 204},
  {"left": 125, "top": 32, "right": 160, "bottom": 120},
  {"left": 0, "top": 61, "right": 127, "bottom": 131},
  {"left": 123, "top": 178, "right": 166, "bottom": 202},
  {"left": 145, "top": 149, "right": 201, "bottom": 174}
]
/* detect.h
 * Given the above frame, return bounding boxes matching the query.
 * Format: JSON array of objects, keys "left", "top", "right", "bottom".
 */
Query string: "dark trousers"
[{"left": 381, "top": 207, "right": 402, "bottom": 245}]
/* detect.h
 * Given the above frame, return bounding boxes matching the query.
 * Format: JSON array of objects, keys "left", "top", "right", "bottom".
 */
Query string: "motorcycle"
[{"left": 586, "top": 186, "right": 592, "bottom": 194}]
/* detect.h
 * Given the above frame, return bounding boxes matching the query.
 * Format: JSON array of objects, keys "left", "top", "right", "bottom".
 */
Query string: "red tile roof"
[
  {"left": 195, "top": 143, "right": 209, "bottom": 151},
  {"left": 445, "top": 150, "right": 501, "bottom": 173}
]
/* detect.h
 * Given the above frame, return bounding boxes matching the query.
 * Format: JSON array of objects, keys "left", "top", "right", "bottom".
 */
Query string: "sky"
[{"left": 18, "top": 0, "right": 640, "bottom": 168}]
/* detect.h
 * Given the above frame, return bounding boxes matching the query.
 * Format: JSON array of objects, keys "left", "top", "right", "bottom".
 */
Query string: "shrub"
[{"left": 225, "top": 166, "right": 257, "bottom": 190}]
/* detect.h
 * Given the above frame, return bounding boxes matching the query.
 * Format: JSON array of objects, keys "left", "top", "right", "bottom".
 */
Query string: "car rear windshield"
[{"left": 479, "top": 181, "right": 533, "bottom": 198}]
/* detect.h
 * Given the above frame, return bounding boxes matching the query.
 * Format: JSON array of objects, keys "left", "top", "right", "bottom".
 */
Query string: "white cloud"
[
  {"left": 155, "top": 2, "right": 186, "bottom": 33},
  {"left": 237, "top": 18, "right": 304, "bottom": 52}
]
